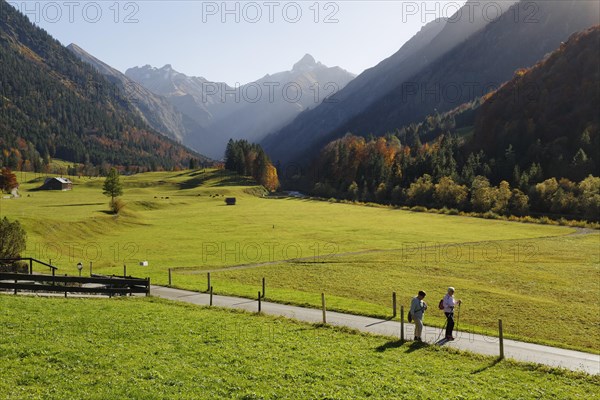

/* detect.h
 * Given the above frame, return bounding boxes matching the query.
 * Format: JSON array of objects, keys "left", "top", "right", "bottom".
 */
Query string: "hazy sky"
[{"left": 14, "top": 1, "right": 466, "bottom": 85}]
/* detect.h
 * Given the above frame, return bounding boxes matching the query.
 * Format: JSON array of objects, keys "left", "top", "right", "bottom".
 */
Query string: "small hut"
[{"left": 40, "top": 177, "right": 73, "bottom": 191}]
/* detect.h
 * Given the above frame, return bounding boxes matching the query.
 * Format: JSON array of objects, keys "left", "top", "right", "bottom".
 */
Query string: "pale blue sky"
[{"left": 15, "top": 1, "right": 466, "bottom": 85}]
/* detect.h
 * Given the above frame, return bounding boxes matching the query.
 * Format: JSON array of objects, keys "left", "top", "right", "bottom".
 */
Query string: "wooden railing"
[
  {"left": 0, "top": 272, "right": 150, "bottom": 297},
  {"left": 0, "top": 257, "right": 58, "bottom": 274}
]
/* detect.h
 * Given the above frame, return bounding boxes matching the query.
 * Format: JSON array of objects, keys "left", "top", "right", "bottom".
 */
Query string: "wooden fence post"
[
  {"left": 258, "top": 291, "right": 262, "bottom": 312},
  {"left": 262, "top": 277, "right": 266, "bottom": 298},
  {"left": 29, "top": 259, "right": 33, "bottom": 274},
  {"left": 14, "top": 278, "right": 17, "bottom": 295},
  {"left": 123, "top": 264, "right": 127, "bottom": 277},
  {"left": 209, "top": 286, "right": 213, "bottom": 306},
  {"left": 400, "top": 305, "right": 405, "bottom": 341},
  {"left": 207, "top": 272, "right": 211, "bottom": 292},
  {"left": 146, "top": 277, "right": 150, "bottom": 297},
  {"left": 499, "top": 319, "right": 504, "bottom": 359},
  {"left": 168, "top": 268, "right": 172, "bottom": 287},
  {"left": 89, "top": 261, "right": 93, "bottom": 276},
  {"left": 392, "top": 292, "right": 397, "bottom": 318},
  {"left": 321, "top": 293, "right": 327, "bottom": 324}
]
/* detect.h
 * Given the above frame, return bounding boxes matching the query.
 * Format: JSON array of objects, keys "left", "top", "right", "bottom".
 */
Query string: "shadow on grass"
[
  {"left": 43, "top": 202, "right": 104, "bottom": 207},
  {"left": 177, "top": 174, "right": 211, "bottom": 189},
  {"left": 404, "top": 341, "right": 429, "bottom": 353},
  {"left": 98, "top": 210, "right": 117, "bottom": 215},
  {"left": 178, "top": 171, "right": 256, "bottom": 190},
  {"left": 471, "top": 358, "right": 503, "bottom": 374},
  {"left": 375, "top": 339, "right": 409, "bottom": 352}
]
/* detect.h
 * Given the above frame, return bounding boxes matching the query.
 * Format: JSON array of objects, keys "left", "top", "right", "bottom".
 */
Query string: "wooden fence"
[
  {"left": 0, "top": 257, "right": 58, "bottom": 275},
  {"left": 0, "top": 272, "right": 150, "bottom": 297}
]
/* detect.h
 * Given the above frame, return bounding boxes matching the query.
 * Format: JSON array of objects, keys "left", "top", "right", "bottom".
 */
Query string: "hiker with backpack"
[
  {"left": 441, "top": 287, "right": 461, "bottom": 341},
  {"left": 409, "top": 290, "right": 428, "bottom": 342}
]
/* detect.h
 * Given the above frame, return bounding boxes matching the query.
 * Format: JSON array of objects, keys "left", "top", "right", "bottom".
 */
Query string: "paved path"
[{"left": 150, "top": 285, "right": 599, "bottom": 375}]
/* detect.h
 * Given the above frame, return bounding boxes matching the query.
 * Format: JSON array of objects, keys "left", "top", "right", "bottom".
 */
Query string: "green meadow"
[
  {"left": 0, "top": 295, "right": 598, "bottom": 399},
  {"left": 2, "top": 169, "right": 598, "bottom": 352}
]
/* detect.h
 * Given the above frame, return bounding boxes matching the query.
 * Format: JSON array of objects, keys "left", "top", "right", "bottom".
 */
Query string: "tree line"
[
  {"left": 224, "top": 139, "right": 279, "bottom": 192},
  {"left": 308, "top": 134, "right": 599, "bottom": 221}
]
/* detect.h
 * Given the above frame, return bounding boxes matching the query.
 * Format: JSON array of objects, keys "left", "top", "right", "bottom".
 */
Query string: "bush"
[
  {"left": 482, "top": 211, "right": 500, "bottom": 219},
  {"left": 110, "top": 198, "right": 126, "bottom": 214},
  {"left": 0, "top": 261, "right": 28, "bottom": 273},
  {"left": 0, "top": 217, "right": 26, "bottom": 259}
]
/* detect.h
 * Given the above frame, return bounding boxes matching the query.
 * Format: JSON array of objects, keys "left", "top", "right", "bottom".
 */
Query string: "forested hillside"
[
  {"left": 307, "top": 27, "right": 600, "bottom": 221},
  {"left": 471, "top": 26, "right": 599, "bottom": 182},
  {"left": 0, "top": 1, "right": 205, "bottom": 171}
]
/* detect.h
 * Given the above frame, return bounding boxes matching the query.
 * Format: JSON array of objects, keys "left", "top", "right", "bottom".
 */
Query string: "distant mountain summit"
[
  {"left": 262, "top": 0, "right": 599, "bottom": 167},
  {"left": 68, "top": 44, "right": 221, "bottom": 158},
  {"left": 68, "top": 45, "right": 186, "bottom": 142},
  {"left": 126, "top": 55, "right": 355, "bottom": 158},
  {"left": 292, "top": 54, "right": 321, "bottom": 71}
]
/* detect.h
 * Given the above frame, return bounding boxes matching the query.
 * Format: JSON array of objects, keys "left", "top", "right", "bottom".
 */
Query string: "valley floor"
[{"left": 3, "top": 169, "right": 599, "bottom": 353}]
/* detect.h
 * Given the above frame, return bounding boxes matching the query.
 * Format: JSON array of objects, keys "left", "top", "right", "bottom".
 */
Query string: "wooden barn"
[{"left": 40, "top": 177, "right": 73, "bottom": 191}]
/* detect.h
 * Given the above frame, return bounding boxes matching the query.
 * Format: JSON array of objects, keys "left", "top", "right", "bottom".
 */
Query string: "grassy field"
[
  {"left": 206, "top": 233, "right": 600, "bottom": 351},
  {"left": 0, "top": 295, "right": 598, "bottom": 399},
  {"left": 2, "top": 169, "right": 598, "bottom": 352}
]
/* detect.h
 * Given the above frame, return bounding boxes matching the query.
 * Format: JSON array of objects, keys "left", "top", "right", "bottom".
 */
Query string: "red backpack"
[{"left": 438, "top": 299, "right": 444, "bottom": 310}]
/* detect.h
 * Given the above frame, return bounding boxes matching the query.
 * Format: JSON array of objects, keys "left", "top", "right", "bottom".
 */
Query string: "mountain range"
[
  {"left": 262, "top": 0, "right": 600, "bottom": 167},
  {"left": 66, "top": 44, "right": 221, "bottom": 159},
  {"left": 0, "top": 0, "right": 205, "bottom": 171},
  {"left": 125, "top": 55, "right": 355, "bottom": 158},
  {"left": 1, "top": 0, "right": 598, "bottom": 183}
]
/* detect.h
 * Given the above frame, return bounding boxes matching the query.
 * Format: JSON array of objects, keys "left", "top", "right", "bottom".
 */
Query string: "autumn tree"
[
  {"left": 492, "top": 181, "right": 512, "bottom": 214},
  {"left": 470, "top": 176, "right": 495, "bottom": 212},
  {"left": 508, "top": 189, "right": 530, "bottom": 216},
  {"left": 579, "top": 175, "right": 600, "bottom": 220},
  {"left": 534, "top": 178, "right": 559, "bottom": 211},
  {"left": 0, "top": 168, "right": 18, "bottom": 193},
  {"left": 262, "top": 164, "right": 280, "bottom": 192},
  {"left": 433, "top": 176, "right": 468, "bottom": 209},
  {"left": 549, "top": 179, "right": 579, "bottom": 214},
  {"left": 406, "top": 174, "right": 434, "bottom": 207}
]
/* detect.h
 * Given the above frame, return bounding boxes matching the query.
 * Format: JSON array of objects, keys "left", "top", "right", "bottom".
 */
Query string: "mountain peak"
[
  {"left": 293, "top": 54, "right": 319, "bottom": 71},
  {"left": 67, "top": 43, "right": 82, "bottom": 51}
]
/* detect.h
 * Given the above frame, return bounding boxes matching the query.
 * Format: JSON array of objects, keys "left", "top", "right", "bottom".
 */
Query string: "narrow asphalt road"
[{"left": 150, "top": 285, "right": 599, "bottom": 375}]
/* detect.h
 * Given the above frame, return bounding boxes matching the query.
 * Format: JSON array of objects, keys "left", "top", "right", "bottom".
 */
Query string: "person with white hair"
[{"left": 442, "top": 287, "right": 461, "bottom": 341}]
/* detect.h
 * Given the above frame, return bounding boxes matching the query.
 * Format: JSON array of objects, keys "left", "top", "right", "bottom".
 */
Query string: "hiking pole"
[
  {"left": 436, "top": 318, "right": 448, "bottom": 342},
  {"left": 455, "top": 303, "right": 462, "bottom": 333}
]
